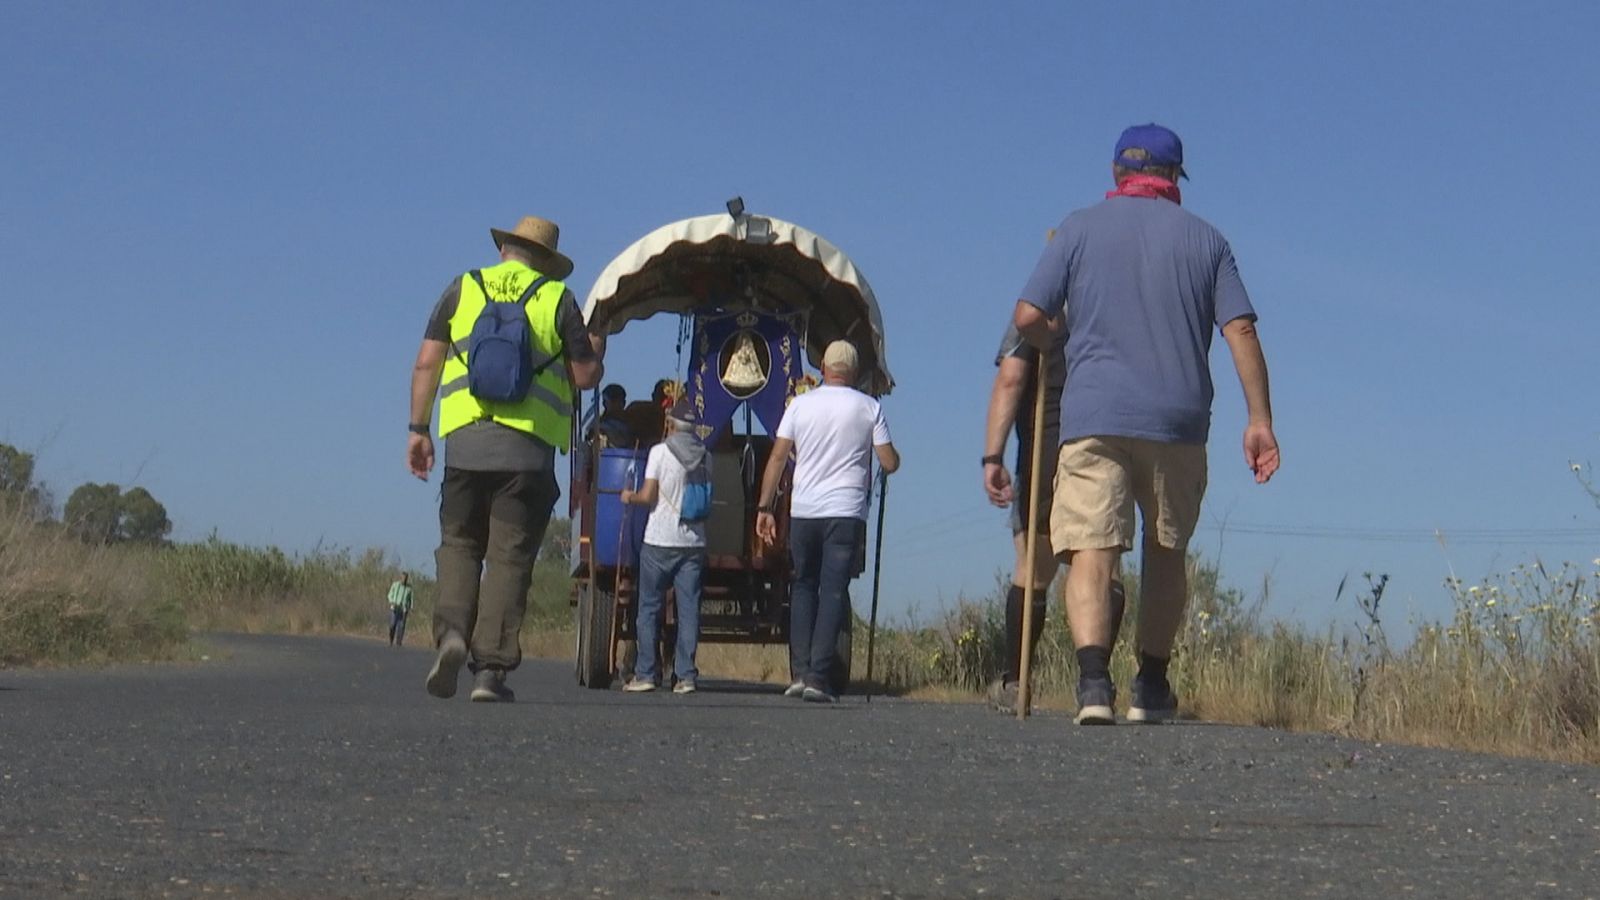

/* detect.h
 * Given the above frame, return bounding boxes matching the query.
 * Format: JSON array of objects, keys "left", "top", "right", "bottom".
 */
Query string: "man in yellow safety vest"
[{"left": 406, "top": 215, "right": 605, "bottom": 703}]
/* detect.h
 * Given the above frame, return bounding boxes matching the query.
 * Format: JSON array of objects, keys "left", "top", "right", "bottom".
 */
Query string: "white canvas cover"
[{"left": 582, "top": 213, "right": 893, "bottom": 395}]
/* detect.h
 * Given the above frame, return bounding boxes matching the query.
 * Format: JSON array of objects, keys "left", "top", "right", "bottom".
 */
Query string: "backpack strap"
[
  {"left": 515, "top": 274, "right": 550, "bottom": 307},
  {"left": 521, "top": 275, "right": 569, "bottom": 380},
  {"left": 452, "top": 269, "right": 568, "bottom": 379}
]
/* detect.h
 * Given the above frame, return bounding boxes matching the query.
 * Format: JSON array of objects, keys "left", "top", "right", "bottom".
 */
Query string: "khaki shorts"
[{"left": 1050, "top": 437, "right": 1207, "bottom": 554}]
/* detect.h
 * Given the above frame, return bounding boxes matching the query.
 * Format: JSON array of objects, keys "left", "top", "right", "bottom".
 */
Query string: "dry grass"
[
  {"left": 0, "top": 505, "right": 437, "bottom": 665},
  {"left": 0, "top": 509, "right": 186, "bottom": 665},
  {"left": 164, "top": 537, "right": 420, "bottom": 636}
]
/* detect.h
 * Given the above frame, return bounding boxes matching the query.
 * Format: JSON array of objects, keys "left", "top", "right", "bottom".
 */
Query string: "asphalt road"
[{"left": 1, "top": 634, "right": 1596, "bottom": 899}]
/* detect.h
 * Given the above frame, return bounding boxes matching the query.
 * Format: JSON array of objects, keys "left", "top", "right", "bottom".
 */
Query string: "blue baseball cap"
[{"left": 1113, "top": 123, "right": 1188, "bottom": 179}]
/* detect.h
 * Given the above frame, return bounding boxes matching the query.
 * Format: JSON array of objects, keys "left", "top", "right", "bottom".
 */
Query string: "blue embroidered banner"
[{"left": 685, "top": 312, "right": 801, "bottom": 446}]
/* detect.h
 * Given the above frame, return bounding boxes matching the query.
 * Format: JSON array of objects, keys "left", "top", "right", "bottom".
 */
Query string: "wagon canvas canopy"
[{"left": 582, "top": 213, "right": 894, "bottom": 395}]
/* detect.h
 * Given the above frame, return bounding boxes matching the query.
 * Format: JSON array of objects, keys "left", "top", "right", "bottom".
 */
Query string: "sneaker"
[
  {"left": 470, "top": 669, "right": 514, "bottom": 703},
  {"left": 425, "top": 631, "right": 467, "bottom": 699},
  {"left": 802, "top": 685, "right": 836, "bottom": 704},
  {"left": 783, "top": 681, "right": 806, "bottom": 698},
  {"left": 987, "top": 679, "right": 1020, "bottom": 715},
  {"left": 1074, "top": 675, "right": 1116, "bottom": 725},
  {"left": 623, "top": 678, "right": 657, "bottom": 693},
  {"left": 1127, "top": 676, "right": 1179, "bottom": 724},
  {"left": 672, "top": 678, "right": 697, "bottom": 695}
]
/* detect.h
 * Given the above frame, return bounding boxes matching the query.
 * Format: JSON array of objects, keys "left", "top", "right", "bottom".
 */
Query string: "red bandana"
[{"left": 1106, "top": 174, "right": 1181, "bottom": 205}]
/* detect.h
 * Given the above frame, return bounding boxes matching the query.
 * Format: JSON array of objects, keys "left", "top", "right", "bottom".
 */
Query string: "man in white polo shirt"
[{"left": 756, "top": 341, "right": 900, "bottom": 702}]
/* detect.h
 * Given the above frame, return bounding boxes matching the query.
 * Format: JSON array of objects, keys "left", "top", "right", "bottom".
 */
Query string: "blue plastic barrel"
[{"left": 594, "top": 448, "right": 649, "bottom": 568}]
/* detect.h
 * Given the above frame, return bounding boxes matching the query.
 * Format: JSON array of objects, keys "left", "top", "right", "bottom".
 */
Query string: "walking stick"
[
  {"left": 1016, "top": 353, "right": 1049, "bottom": 720},
  {"left": 864, "top": 470, "right": 889, "bottom": 703}
]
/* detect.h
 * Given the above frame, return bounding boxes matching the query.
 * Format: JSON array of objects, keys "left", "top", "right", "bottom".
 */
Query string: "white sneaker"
[
  {"left": 783, "top": 681, "right": 805, "bottom": 698},
  {"left": 802, "top": 686, "right": 836, "bottom": 704},
  {"left": 672, "top": 679, "right": 697, "bottom": 695},
  {"left": 623, "top": 678, "right": 657, "bottom": 693}
]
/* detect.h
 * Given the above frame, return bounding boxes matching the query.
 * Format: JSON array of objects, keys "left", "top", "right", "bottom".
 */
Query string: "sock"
[
  {"left": 1002, "top": 585, "right": 1025, "bottom": 683},
  {"left": 1076, "top": 645, "right": 1111, "bottom": 682},
  {"left": 1138, "top": 651, "right": 1170, "bottom": 685}
]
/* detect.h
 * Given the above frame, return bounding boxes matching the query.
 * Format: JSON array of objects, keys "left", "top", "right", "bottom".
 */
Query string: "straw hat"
[{"left": 489, "top": 216, "right": 574, "bottom": 280}]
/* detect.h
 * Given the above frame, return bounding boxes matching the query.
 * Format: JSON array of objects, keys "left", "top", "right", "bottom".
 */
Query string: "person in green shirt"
[{"left": 387, "top": 573, "right": 414, "bottom": 646}]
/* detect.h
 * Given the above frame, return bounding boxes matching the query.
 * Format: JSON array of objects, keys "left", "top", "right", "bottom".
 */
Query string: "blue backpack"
[
  {"left": 679, "top": 467, "right": 712, "bottom": 523},
  {"left": 460, "top": 270, "right": 561, "bottom": 404},
  {"left": 664, "top": 438, "right": 713, "bottom": 523}
]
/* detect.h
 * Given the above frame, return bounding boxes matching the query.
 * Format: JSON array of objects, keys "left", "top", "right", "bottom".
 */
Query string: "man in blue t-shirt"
[{"left": 1012, "top": 123, "right": 1281, "bottom": 725}]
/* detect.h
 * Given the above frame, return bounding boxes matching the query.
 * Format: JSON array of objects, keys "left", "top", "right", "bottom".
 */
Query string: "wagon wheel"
[
  {"left": 573, "top": 577, "right": 587, "bottom": 683},
  {"left": 576, "top": 576, "right": 615, "bottom": 689}
]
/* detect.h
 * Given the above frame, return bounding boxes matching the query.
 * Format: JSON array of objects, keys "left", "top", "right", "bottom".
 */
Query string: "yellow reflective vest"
[{"left": 437, "top": 260, "right": 572, "bottom": 451}]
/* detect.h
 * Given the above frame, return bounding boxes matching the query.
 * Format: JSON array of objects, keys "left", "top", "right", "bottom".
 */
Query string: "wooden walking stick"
[{"left": 1016, "top": 353, "right": 1049, "bottom": 720}]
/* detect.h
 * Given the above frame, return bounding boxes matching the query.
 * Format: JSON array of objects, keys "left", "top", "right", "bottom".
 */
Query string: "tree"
[
  {"left": 0, "top": 444, "right": 34, "bottom": 495},
  {"left": 0, "top": 443, "right": 52, "bottom": 522},
  {"left": 119, "top": 487, "right": 172, "bottom": 544},
  {"left": 65, "top": 482, "right": 124, "bottom": 544},
  {"left": 62, "top": 483, "right": 171, "bottom": 545}
]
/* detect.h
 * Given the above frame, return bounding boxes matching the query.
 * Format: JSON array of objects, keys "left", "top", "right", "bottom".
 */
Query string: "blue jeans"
[
  {"left": 633, "top": 544, "right": 705, "bottom": 683},
  {"left": 388, "top": 608, "right": 408, "bottom": 645},
  {"left": 788, "top": 517, "right": 863, "bottom": 689}
]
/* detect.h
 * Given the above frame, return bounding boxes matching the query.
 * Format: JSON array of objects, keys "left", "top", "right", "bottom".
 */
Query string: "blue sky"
[{"left": 4, "top": 2, "right": 1598, "bottom": 634}]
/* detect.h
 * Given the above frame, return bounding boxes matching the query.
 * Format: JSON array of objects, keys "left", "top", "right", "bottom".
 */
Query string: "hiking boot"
[
  {"left": 802, "top": 685, "right": 836, "bottom": 704},
  {"left": 1127, "top": 675, "right": 1179, "bottom": 724},
  {"left": 425, "top": 631, "right": 467, "bottom": 699},
  {"left": 987, "top": 679, "right": 1020, "bottom": 715},
  {"left": 783, "top": 681, "right": 805, "bottom": 698},
  {"left": 623, "top": 677, "right": 657, "bottom": 693},
  {"left": 470, "top": 669, "right": 514, "bottom": 703},
  {"left": 1074, "top": 675, "right": 1116, "bottom": 725},
  {"left": 672, "top": 678, "right": 697, "bottom": 695}
]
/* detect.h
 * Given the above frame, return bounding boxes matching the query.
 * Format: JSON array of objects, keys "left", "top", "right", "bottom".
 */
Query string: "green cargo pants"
[{"left": 433, "top": 466, "right": 559, "bottom": 670}]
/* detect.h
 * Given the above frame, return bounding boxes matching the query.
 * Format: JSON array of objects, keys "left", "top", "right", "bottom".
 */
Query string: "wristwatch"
[
  {"left": 408, "top": 423, "right": 430, "bottom": 435},
  {"left": 757, "top": 504, "right": 774, "bottom": 514},
  {"left": 981, "top": 454, "right": 1004, "bottom": 466}
]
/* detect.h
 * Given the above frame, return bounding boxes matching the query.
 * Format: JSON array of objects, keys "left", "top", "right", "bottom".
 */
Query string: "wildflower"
[
  {"left": 1468, "top": 586, "right": 1482, "bottom": 595},
  {"left": 1574, "top": 463, "right": 1584, "bottom": 473},
  {"left": 1485, "top": 598, "right": 1497, "bottom": 608},
  {"left": 1592, "top": 558, "right": 1600, "bottom": 567}
]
